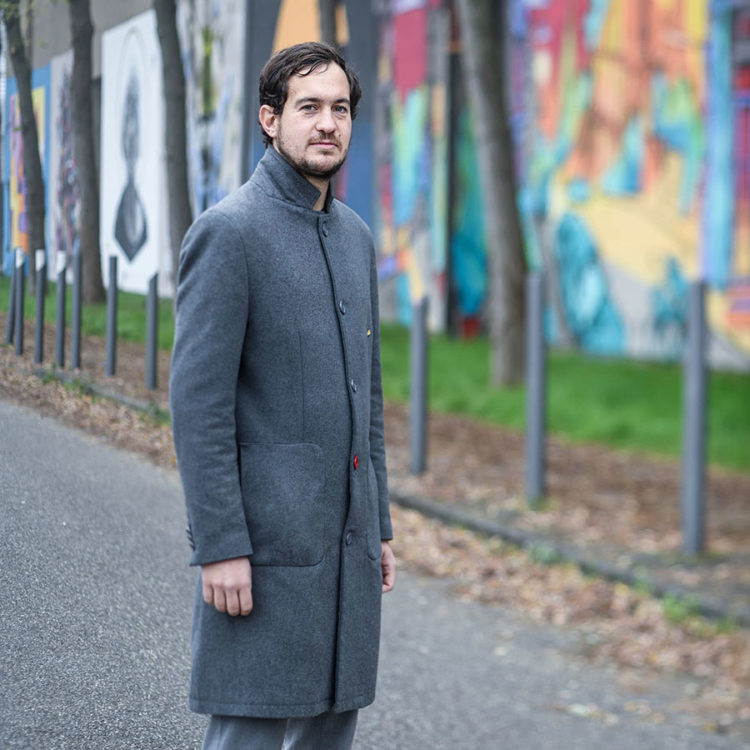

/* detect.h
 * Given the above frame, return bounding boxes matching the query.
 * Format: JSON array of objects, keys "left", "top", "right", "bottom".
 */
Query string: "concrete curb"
[
  {"left": 34, "top": 366, "right": 169, "bottom": 420},
  {"left": 391, "top": 491, "right": 750, "bottom": 628}
]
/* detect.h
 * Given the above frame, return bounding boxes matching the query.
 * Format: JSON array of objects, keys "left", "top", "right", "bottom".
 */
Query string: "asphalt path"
[{"left": 0, "top": 399, "right": 743, "bottom": 749}]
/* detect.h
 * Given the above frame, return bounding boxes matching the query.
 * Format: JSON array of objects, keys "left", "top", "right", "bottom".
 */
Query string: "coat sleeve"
[
  {"left": 368, "top": 242, "right": 393, "bottom": 541},
  {"left": 169, "top": 210, "right": 253, "bottom": 566}
]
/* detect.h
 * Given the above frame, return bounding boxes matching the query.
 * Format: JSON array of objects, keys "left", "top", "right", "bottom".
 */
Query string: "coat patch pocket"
[{"left": 239, "top": 442, "right": 326, "bottom": 566}]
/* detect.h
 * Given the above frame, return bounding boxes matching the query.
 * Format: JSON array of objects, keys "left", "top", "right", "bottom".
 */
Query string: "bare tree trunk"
[
  {"left": 319, "top": 0, "right": 337, "bottom": 47},
  {"left": 456, "top": 0, "right": 526, "bottom": 386},
  {"left": 5, "top": 0, "right": 45, "bottom": 292},
  {"left": 154, "top": 0, "right": 193, "bottom": 285},
  {"left": 69, "top": 0, "right": 105, "bottom": 303}
]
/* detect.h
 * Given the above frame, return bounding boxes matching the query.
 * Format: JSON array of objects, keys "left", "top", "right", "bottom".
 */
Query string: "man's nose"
[{"left": 316, "top": 107, "right": 336, "bottom": 133}]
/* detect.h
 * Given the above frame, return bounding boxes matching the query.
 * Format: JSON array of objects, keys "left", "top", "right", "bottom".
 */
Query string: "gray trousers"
[{"left": 202, "top": 710, "right": 359, "bottom": 750}]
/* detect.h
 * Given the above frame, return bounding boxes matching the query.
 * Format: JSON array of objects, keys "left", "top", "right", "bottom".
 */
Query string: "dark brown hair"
[{"left": 258, "top": 42, "right": 362, "bottom": 146}]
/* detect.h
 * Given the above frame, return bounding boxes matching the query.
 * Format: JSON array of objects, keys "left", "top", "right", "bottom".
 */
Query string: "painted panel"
[
  {"left": 178, "top": 0, "right": 246, "bottom": 213},
  {"left": 48, "top": 51, "right": 76, "bottom": 281},
  {"left": 502, "top": 0, "right": 750, "bottom": 368},
  {"left": 375, "top": 0, "right": 449, "bottom": 329},
  {"left": 3, "top": 66, "right": 50, "bottom": 277},
  {"left": 100, "top": 10, "right": 165, "bottom": 294}
]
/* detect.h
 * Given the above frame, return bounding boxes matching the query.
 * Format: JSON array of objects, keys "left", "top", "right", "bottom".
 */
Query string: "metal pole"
[
  {"left": 525, "top": 271, "right": 547, "bottom": 507},
  {"left": 4, "top": 250, "right": 16, "bottom": 344},
  {"left": 34, "top": 249, "right": 45, "bottom": 363},
  {"left": 145, "top": 272, "right": 158, "bottom": 390},
  {"left": 71, "top": 251, "right": 82, "bottom": 369},
  {"left": 105, "top": 255, "right": 118, "bottom": 377},
  {"left": 681, "top": 281, "right": 707, "bottom": 555},
  {"left": 409, "top": 297, "right": 429, "bottom": 475},
  {"left": 14, "top": 248, "right": 24, "bottom": 355},
  {"left": 55, "top": 252, "right": 67, "bottom": 368}
]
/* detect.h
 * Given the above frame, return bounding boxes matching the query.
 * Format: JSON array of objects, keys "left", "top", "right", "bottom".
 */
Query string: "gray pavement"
[{"left": 0, "top": 399, "right": 744, "bottom": 749}]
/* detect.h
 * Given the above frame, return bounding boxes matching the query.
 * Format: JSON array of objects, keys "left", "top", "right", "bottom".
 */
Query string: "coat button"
[
  {"left": 345, "top": 531, "right": 353, "bottom": 545},
  {"left": 338, "top": 299, "right": 346, "bottom": 314},
  {"left": 353, "top": 454, "right": 359, "bottom": 470},
  {"left": 322, "top": 223, "right": 329, "bottom": 237},
  {"left": 349, "top": 379, "right": 358, "bottom": 393}
]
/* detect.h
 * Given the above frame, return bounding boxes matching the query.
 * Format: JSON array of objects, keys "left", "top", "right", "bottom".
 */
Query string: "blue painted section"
[
  {"left": 584, "top": 0, "right": 612, "bottom": 50},
  {"left": 601, "top": 114, "right": 643, "bottom": 195},
  {"left": 554, "top": 212, "right": 625, "bottom": 354},
  {"left": 651, "top": 74, "right": 705, "bottom": 213},
  {"left": 652, "top": 257, "right": 689, "bottom": 359},
  {"left": 451, "top": 110, "right": 486, "bottom": 318}
]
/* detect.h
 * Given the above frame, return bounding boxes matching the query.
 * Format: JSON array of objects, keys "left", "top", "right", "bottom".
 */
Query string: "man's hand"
[
  {"left": 381, "top": 541, "right": 396, "bottom": 593},
  {"left": 201, "top": 557, "right": 253, "bottom": 616}
]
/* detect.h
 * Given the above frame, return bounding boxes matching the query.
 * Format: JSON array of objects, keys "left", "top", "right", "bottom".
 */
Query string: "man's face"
[{"left": 264, "top": 63, "right": 353, "bottom": 185}]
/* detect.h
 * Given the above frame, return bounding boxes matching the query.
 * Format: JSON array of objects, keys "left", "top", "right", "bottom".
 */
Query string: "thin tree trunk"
[
  {"left": 5, "top": 0, "right": 45, "bottom": 292},
  {"left": 456, "top": 0, "right": 526, "bottom": 385},
  {"left": 319, "top": 0, "right": 337, "bottom": 47},
  {"left": 69, "top": 0, "right": 105, "bottom": 303},
  {"left": 154, "top": 0, "right": 193, "bottom": 285}
]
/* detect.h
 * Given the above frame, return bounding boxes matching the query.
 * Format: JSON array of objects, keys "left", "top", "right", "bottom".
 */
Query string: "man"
[{"left": 169, "top": 42, "right": 396, "bottom": 750}]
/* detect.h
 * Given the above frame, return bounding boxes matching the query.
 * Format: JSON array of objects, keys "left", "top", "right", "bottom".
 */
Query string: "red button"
[{"left": 353, "top": 454, "right": 359, "bottom": 470}]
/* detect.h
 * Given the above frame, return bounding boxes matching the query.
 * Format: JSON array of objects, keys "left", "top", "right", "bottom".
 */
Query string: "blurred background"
[{"left": 1, "top": 0, "right": 748, "bottom": 370}]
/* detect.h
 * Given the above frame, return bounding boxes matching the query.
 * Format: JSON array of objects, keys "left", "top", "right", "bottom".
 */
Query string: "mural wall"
[
  {"left": 374, "top": 0, "right": 449, "bottom": 329},
  {"left": 48, "top": 51, "right": 76, "bottom": 280},
  {"left": 3, "top": 66, "right": 50, "bottom": 277},
  {"left": 510, "top": 0, "right": 750, "bottom": 368},
  {"left": 178, "top": 0, "right": 246, "bottom": 214},
  {"left": 3, "top": 0, "right": 748, "bottom": 370},
  {"left": 100, "top": 10, "right": 166, "bottom": 294}
]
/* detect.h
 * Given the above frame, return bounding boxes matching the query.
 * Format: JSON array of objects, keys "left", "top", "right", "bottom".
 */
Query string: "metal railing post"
[
  {"left": 681, "top": 281, "right": 707, "bottom": 555},
  {"left": 409, "top": 297, "right": 429, "bottom": 475},
  {"left": 34, "top": 249, "right": 45, "bottom": 363},
  {"left": 5, "top": 250, "right": 17, "bottom": 344},
  {"left": 14, "top": 248, "right": 25, "bottom": 355},
  {"left": 71, "top": 251, "right": 82, "bottom": 369},
  {"left": 525, "top": 271, "right": 547, "bottom": 507},
  {"left": 105, "top": 255, "right": 118, "bottom": 377},
  {"left": 55, "top": 253, "right": 67, "bottom": 367},
  {"left": 146, "top": 272, "right": 158, "bottom": 390}
]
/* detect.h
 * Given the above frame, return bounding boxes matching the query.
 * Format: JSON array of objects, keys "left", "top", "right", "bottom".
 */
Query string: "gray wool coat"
[{"left": 169, "top": 146, "right": 393, "bottom": 719}]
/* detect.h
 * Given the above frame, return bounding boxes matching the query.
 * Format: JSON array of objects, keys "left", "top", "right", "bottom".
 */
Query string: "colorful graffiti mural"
[
  {"left": 3, "top": 67, "right": 50, "bottom": 277},
  {"left": 508, "top": 0, "right": 750, "bottom": 367},
  {"left": 179, "top": 0, "right": 245, "bottom": 213},
  {"left": 375, "top": 0, "right": 449, "bottom": 329}
]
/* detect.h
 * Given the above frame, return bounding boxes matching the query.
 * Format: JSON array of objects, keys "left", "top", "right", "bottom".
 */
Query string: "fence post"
[
  {"left": 105, "top": 255, "right": 118, "bottom": 377},
  {"left": 410, "top": 296, "right": 429, "bottom": 475},
  {"left": 34, "top": 249, "right": 46, "bottom": 363},
  {"left": 5, "top": 251, "right": 17, "bottom": 344},
  {"left": 525, "top": 271, "right": 547, "bottom": 508},
  {"left": 71, "top": 251, "right": 82, "bottom": 369},
  {"left": 681, "top": 281, "right": 707, "bottom": 555},
  {"left": 14, "top": 248, "right": 25, "bottom": 356},
  {"left": 55, "top": 253, "right": 67, "bottom": 367},
  {"left": 146, "top": 272, "right": 158, "bottom": 390}
]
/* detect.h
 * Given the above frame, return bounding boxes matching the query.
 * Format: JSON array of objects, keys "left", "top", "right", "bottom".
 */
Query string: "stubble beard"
[{"left": 276, "top": 137, "right": 349, "bottom": 182}]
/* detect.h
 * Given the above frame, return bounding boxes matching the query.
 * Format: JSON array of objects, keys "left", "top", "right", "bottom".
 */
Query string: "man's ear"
[{"left": 259, "top": 105, "right": 278, "bottom": 142}]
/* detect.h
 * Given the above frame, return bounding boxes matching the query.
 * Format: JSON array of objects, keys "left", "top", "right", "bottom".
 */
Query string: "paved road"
[{"left": 0, "top": 399, "right": 743, "bottom": 749}]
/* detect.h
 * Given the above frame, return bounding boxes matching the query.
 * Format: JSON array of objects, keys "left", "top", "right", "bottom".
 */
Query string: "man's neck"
[
  {"left": 272, "top": 143, "right": 329, "bottom": 211},
  {"left": 310, "top": 179, "right": 329, "bottom": 211}
]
